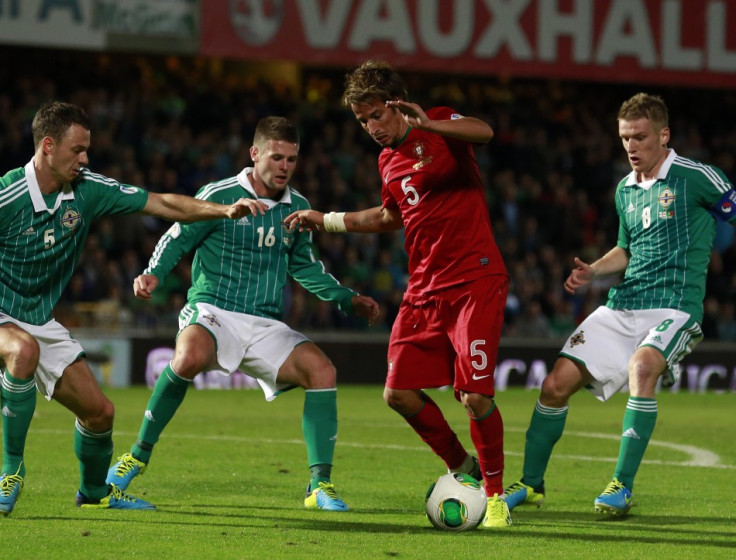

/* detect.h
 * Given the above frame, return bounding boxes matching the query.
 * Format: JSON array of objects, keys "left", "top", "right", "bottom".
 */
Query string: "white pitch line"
[{"left": 33, "top": 427, "right": 735, "bottom": 470}]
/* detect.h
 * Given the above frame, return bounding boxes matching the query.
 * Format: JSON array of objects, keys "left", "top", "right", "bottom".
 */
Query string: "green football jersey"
[
  {"left": 0, "top": 160, "right": 148, "bottom": 325},
  {"left": 145, "top": 168, "right": 356, "bottom": 320},
  {"left": 608, "top": 150, "right": 736, "bottom": 321}
]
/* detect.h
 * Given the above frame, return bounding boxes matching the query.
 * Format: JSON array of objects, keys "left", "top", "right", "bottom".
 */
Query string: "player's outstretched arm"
[
  {"left": 133, "top": 274, "right": 159, "bottom": 300},
  {"left": 386, "top": 100, "right": 493, "bottom": 144},
  {"left": 141, "top": 192, "right": 268, "bottom": 222},
  {"left": 283, "top": 206, "right": 402, "bottom": 234}
]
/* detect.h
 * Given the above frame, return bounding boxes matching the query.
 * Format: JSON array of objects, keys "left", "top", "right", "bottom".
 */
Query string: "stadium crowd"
[{"left": 2, "top": 47, "right": 736, "bottom": 340}]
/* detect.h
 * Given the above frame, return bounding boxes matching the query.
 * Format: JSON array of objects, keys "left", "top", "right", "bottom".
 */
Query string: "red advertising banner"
[{"left": 202, "top": 0, "right": 736, "bottom": 88}]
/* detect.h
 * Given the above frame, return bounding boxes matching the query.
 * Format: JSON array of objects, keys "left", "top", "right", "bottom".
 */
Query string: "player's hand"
[
  {"left": 386, "top": 100, "right": 430, "bottom": 129},
  {"left": 282, "top": 209, "right": 325, "bottom": 232},
  {"left": 133, "top": 274, "right": 160, "bottom": 300},
  {"left": 352, "top": 295, "right": 380, "bottom": 327},
  {"left": 227, "top": 198, "right": 268, "bottom": 219},
  {"left": 564, "top": 257, "right": 595, "bottom": 294}
]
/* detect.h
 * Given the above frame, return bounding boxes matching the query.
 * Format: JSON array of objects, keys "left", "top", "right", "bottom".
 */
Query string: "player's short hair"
[
  {"left": 32, "top": 101, "right": 91, "bottom": 150},
  {"left": 253, "top": 116, "right": 300, "bottom": 148},
  {"left": 617, "top": 93, "right": 669, "bottom": 131},
  {"left": 342, "top": 60, "right": 409, "bottom": 108}
]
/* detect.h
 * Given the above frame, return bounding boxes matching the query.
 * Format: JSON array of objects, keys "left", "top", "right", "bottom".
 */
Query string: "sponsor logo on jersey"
[
  {"left": 626, "top": 202, "right": 635, "bottom": 213},
  {"left": 22, "top": 227, "right": 35, "bottom": 235},
  {"left": 569, "top": 330, "right": 585, "bottom": 347},
  {"left": 60, "top": 206, "right": 81, "bottom": 230},
  {"left": 411, "top": 140, "right": 433, "bottom": 170},
  {"left": 237, "top": 216, "right": 251, "bottom": 225},
  {"left": 657, "top": 188, "right": 675, "bottom": 208}
]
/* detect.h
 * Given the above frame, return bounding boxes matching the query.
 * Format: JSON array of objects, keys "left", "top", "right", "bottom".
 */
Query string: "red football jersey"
[{"left": 379, "top": 106, "right": 506, "bottom": 296}]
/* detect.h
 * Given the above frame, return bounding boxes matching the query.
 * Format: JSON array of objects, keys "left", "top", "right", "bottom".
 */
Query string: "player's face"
[
  {"left": 250, "top": 139, "right": 299, "bottom": 199},
  {"left": 351, "top": 99, "right": 408, "bottom": 148},
  {"left": 45, "top": 123, "right": 90, "bottom": 186},
  {"left": 619, "top": 117, "right": 670, "bottom": 180}
]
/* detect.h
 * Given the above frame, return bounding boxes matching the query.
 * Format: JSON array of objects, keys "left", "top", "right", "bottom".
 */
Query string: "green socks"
[
  {"left": 132, "top": 364, "right": 191, "bottom": 464},
  {"left": 302, "top": 389, "right": 337, "bottom": 487},
  {"left": 613, "top": 397, "right": 657, "bottom": 490},
  {"left": 75, "top": 419, "right": 113, "bottom": 500},
  {"left": 522, "top": 401, "right": 568, "bottom": 489},
  {"left": 1, "top": 370, "right": 36, "bottom": 477}
]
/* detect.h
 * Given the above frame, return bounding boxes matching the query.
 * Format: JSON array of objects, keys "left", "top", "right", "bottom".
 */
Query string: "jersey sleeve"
[
  {"left": 615, "top": 187, "right": 631, "bottom": 252},
  {"left": 143, "top": 219, "right": 214, "bottom": 280},
  {"left": 287, "top": 229, "right": 357, "bottom": 314},
  {"left": 78, "top": 169, "right": 149, "bottom": 217},
  {"left": 703, "top": 167, "right": 736, "bottom": 224}
]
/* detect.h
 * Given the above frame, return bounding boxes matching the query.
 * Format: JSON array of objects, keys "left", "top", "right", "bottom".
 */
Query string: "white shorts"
[
  {"left": 559, "top": 307, "right": 703, "bottom": 402},
  {"left": 178, "top": 302, "right": 309, "bottom": 401},
  {"left": 0, "top": 315, "right": 84, "bottom": 400}
]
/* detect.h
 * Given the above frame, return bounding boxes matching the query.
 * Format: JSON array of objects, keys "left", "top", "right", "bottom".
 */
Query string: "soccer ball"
[{"left": 425, "top": 473, "right": 487, "bottom": 531}]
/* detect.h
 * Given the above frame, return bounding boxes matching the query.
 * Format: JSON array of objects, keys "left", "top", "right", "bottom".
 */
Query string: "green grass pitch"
[{"left": 2, "top": 385, "right": 734, "bottom": 559}]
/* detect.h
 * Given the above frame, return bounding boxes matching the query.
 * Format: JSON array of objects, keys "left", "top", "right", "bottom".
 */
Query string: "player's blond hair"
[
  {"left": 342, "top": 60, "right": 409, "bottom": 107},
  {"left": 617, "top": 93, "right": 669, "bottom": 132}
]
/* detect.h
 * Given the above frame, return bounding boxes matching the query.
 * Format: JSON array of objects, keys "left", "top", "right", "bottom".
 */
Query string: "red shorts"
[{"left": 386, "top": 274, "right": 508, "bottom": 396}]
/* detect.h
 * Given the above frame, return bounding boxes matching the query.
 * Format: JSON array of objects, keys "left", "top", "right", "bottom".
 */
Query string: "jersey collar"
[
  {"left": 237, "top": 167, "right": 292, "bottom": 208},
  {"left": 25, "top": 159, "right": 75, "bottom": 214},
  {"left": 624, "top": 149, "right": 677, "bottom": 188}
]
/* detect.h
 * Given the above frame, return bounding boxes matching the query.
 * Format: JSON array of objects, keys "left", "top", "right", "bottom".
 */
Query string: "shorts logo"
[
  {"left": 472, "top": 373, "right": 491, "bottom": 381},
  {"left": 569, "top": 330, "right": 585, "bottom": 348},
  {"left": 202, "top": 313, "right": 220, "bottom": 328}
]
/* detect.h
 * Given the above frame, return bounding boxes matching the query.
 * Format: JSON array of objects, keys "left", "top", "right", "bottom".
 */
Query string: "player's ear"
[
  {"left": 249, "top": 145, "right": 259, "bottom": 163},
  {"left": 660, "top": 126, "right": 670, "bottom": 147}
]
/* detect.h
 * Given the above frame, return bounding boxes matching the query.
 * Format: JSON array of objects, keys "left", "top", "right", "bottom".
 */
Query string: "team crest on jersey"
[
  {"left": 411, "top": 140, "right": 433, "bottom": 170},
  {"left": 657, "top": 188, "right": 675, "bottom": 208},
  {"left": 202, "top": 313, "right": 220, "bottom": 328},
  {"left": 60, "top": 206, "right": 81, "bottom": 230},
  {"left": 569, "top": 330, "right": 585, "bottom": 348}
]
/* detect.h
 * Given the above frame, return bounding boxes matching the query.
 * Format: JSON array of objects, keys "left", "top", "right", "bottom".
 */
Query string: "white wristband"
[{"left": 323, "top": 212, "right": 347, "bottom": 232}]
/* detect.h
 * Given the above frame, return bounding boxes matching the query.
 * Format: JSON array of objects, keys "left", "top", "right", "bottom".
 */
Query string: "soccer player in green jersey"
[
  {"left": 106, "top": 116, "right": 379, "bottom": 511},
  {"left": 0, "top": 101, "right": 258, "bottom": 516},
  {"left": 503, "top": 93, "right": 736, "bottom": 516}
]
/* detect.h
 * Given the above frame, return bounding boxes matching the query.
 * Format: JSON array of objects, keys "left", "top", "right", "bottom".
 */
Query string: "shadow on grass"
[{"left": 25, "top": 504, "right": 736, "bottom": 549}]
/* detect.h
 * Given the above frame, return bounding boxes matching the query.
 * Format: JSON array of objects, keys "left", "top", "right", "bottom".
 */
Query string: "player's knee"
[
  {"left": 171, "top": 348, "right": 211, "bottom": 379},
  {"left": 383, "top": 387, "right": 420, "bottom": 415},
  {"left": 303, "top": 361, "right": 336, "bottom": 389},
  {"left": 3, "top": 334, "right": 40, "bottom": 379},
  {"left": 79, "top": 397, "right": 115, "bottom": 432},
  {"left": 540, "top": 373, "right": 572, "bottom": 407},
  {"left": 460, "top": 392, "right": 492, "bottom": 418}
]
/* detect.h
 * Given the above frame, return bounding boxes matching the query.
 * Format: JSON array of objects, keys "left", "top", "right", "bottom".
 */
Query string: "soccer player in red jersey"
[{"left": 284, "top": 60, "right": 511, "bottom": 528}]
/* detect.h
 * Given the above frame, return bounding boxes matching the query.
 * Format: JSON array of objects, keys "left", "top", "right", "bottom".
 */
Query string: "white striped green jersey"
[
  {"left": 0, "top": 160, "right": 148, "bottom": 325},
  {"left": 609, "top": 150, "right": 736, "bottom": 321},
  {"left": 145, "top": 168, "right": 356, "bottom": 319}
]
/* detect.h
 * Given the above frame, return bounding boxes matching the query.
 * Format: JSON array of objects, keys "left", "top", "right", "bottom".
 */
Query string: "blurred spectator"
[{"left": 2, "top": 46, "right": 735, "bottom": 339}]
